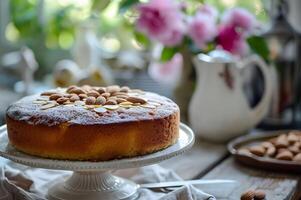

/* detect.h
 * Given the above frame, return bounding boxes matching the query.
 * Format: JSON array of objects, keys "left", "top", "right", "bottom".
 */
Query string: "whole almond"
[
  {"left": 85, "top": 96, "right": 96, "bottom": 105},
  {"left": 275, "top": 135, "right": 289, "bottom": 148},
  {"left": 105, "top": 99, "right": 117, "bottom": 105},
  {"left": 254, "top": 190, "right": 266, "bottom": 200},
  {"left": 79, "top": 94, "right": 88, "bottom": 100},
  {"left": 56, "top": 97, "right": 69, "bottom": 104},
  {"left": 66, "top": 85, "right": 77, "bottom": 93},
  {"left": 120, "top": 86, "right": 130, "bottom": 93},
  {"left": 293, "top": 153, "right": 301, "bottom": 162},
  {"left": 261, "top": 142, "right": 274, "bottom": 149},
  {"left": 266, "top": 146, "right": 276, "bottom": 157},
  {"left": 249, "top": 146, "right": 265, "bottom": 157},
  {"left": 87, "top": 91, "right": 100, "bottom": 98},
  {"left": 97, "top": 87, "right": 106, "bottom": 94},
  {"left": 102, "top": 92, "right": 111, "bottom": 98},
  {"left": 241, "top": 189, "right": 255, "bottom": 200},
  {"left": 81, "top": 85, "right": 92, "bottom": 92},
  {"left": 107, "top": 85, "right": 120, "bottom": 94},
  {"left": 69, "top": 88, "right": 86, "bottom": 95},
  {"left": 49, "top": 94, "right": 63, "bottom": 101},
  {"left": 116, "top": 98, "right": 127, "bottom": 103},
  {"left": 276, "top": 150, "right": 293, "bottom": 160},
  {"left": 288, "top": 145, "right": 300, "bottom": 154},
  {"left": 70, "top": 94, "right": 80, "bottom": 102},
  {"left": 95, "top": 96, "right": 106, "bottom": 105},
  {"left": 41, "top": 91, "right": 57, "bottom": 96},
  {"left": 126, "top": 96, "right": 147, "bottom": 104},
  {"left": 288, "top": 134, "right": 299, "bottom": 144}
]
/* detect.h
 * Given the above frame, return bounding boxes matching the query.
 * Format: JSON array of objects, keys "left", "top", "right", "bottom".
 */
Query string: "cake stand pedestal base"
[{"left": 47, "top": 171, "right": 139, "bottom": 200}]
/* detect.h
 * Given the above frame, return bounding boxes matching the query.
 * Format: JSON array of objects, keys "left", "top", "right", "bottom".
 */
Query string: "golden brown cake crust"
[{"left": 6, "top": 86, "right": 180, "bottom": 161}]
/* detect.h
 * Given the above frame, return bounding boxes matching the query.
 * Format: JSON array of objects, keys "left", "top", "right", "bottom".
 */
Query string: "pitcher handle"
[{"left": 240, "top": 55, "right": 273, "bottom": 125}]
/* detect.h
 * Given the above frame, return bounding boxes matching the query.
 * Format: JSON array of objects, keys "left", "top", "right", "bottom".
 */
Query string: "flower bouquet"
[{"left": 131, "top": 0, "right": 269, "bottom": 120}]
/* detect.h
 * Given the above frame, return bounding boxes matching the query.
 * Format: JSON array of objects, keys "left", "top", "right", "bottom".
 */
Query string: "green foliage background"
[{"left": 5, "top": 0, "right": 269, "bottom": 76}]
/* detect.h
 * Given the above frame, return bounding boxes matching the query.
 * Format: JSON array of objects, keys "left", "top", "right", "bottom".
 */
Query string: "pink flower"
[
  {"left": 217, "top": 25, "right": 248, "bottom": 56},
  {"left": 198, "top": 4, "right": 218, "bottom": 21},
  {"left": 148, "top": 53, "right": 183, "bottom": 86},
  {"left": 136, "top": 0, "right": 184, "bottom": 46},
  {"left": 221, "top": 8, "right": 255, "bottom": 32},
  {"left": 159, "top": 29, "right": 184, "bottom": 46},
  {"left": 188, "top": 13, "right": 217, "bottom": 49}
]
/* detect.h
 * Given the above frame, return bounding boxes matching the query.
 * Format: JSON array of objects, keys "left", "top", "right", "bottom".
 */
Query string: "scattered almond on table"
[
  {"left": 254, "top": 190, "right": 266, "bottom": 200},
  {"left": 241, "top": 189, "right": 255, "bottom": 200},
  {"left": 238, "top": 131, "right": 301, "bottom": 163},
  {"left": 241, "top": 189, "right": 266, "bottom": 200}
]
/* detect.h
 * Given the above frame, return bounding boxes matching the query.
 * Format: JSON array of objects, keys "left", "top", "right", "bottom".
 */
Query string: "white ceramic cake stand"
[{"left": 0, "top": 123, "right": 194, "bottom": 200}]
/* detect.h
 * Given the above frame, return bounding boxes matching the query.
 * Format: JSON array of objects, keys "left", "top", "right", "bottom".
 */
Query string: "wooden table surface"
[
  {"left": 0, "top": 129, "right": 300, "bottom": 199},
  {"left": 161, "top": 136, "right": 301, "bottom": 200}
]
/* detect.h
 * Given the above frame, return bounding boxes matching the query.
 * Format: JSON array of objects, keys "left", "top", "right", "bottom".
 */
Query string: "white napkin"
[
  {"left": 115, "top": 165, "right": 215, "bottom": 200},
  {"left": 0, "top": 161, "right": 215, "bottom": 200}
]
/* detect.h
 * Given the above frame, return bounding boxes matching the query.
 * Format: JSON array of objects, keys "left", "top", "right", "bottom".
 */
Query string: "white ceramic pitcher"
[{"left": 188, "top": 50, "right": 273, "bottom": 142}]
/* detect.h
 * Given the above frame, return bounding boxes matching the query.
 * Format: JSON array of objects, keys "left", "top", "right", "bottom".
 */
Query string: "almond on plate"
[
  {"left": 275, "top": 150, "right": 293, "bottom": 161},
  {"left": 293, "top": 153, "right": 301, "bottom": 162},
  {"left": 275, "top": 135, "right": 289, "bottom": 148},
  {"left": 249, "top": 146, "right": 265, "bottom": 157}
]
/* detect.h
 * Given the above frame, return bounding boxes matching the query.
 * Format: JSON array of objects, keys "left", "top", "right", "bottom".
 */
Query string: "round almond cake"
[{"left": 6, "top": 85, "right": 180, "bottom": 161}]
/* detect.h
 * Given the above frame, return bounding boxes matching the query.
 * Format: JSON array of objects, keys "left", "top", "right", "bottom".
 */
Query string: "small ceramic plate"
[{"left": 228, "top": 130, "right": 301, "bottom": 173}]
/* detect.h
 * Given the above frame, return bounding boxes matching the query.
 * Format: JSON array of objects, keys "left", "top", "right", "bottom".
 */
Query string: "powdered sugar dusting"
[{"left": 6, "top": 92, "right": 179, "bottom": 126}]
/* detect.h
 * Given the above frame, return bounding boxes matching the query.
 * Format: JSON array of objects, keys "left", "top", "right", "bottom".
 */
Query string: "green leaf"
[
  {"left": 119, "top": 0, "right": 139, "bottom": 13},
  {"left": 92, "top": 0, "right": 111, "bottom": 11},
  {"left": 160, "top": 47, "right": 178, "bottom": 62},
  {"left": 134, "top": 32, "right": 150, "bottom": 47},
  {"left": 247, "top": 36, "right": 270, "bottom": 63}
]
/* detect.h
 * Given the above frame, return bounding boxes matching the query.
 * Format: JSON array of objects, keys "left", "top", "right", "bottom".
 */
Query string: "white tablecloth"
[{"left": 0, "top": 158, "right": 215, "bottom": 200}]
